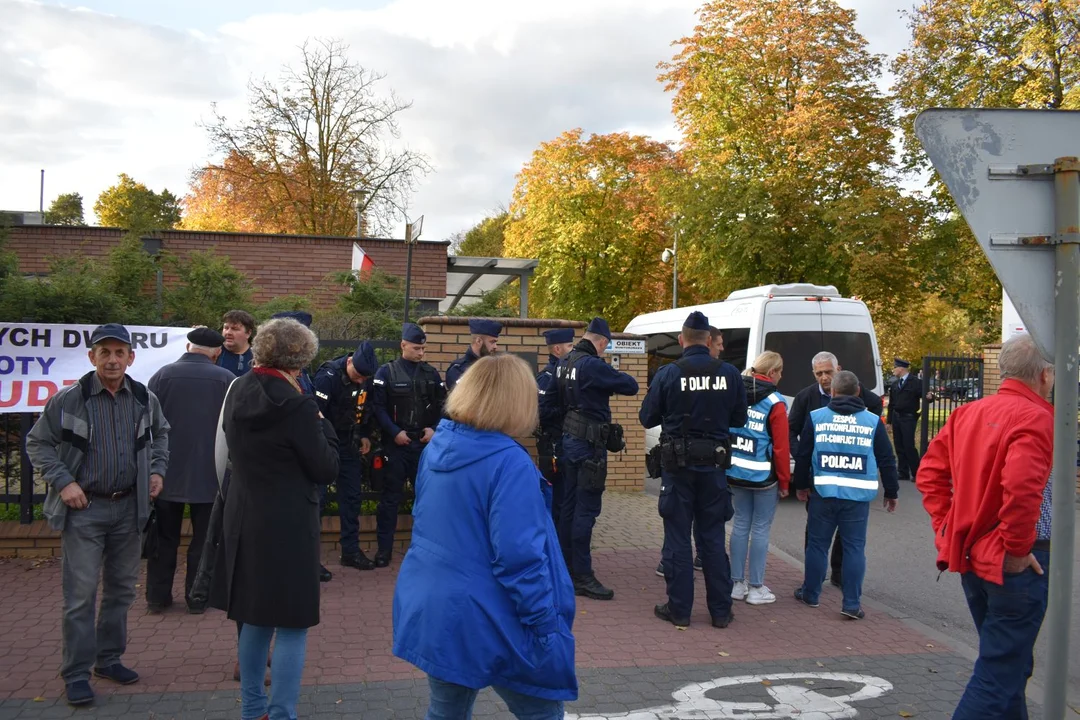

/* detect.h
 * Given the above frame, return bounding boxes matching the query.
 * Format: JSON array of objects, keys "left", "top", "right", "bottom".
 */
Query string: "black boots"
[
  {"left": 341, "top": 551, "right": 375, "bottom": 571},
  {"left": 573, "top": 574, "right": 614, "bottom": 600}
]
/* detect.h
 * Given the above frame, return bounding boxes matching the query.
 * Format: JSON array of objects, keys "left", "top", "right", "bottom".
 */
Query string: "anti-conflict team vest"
[
  {"left": 728, "top": 392, "right": 786, "bottom": 485},
  {"left": 808, "top": 405, "right": 880, "bottom": 502}
]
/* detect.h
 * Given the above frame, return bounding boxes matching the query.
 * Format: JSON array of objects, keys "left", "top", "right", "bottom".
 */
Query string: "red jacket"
[{"left": 916, "top": 379, "right": 1052, "bottom": 585}]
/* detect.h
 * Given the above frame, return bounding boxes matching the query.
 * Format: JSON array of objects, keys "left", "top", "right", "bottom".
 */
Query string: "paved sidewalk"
[{"left": 0, "top": 492, "right": 1038, "bottom": 718}]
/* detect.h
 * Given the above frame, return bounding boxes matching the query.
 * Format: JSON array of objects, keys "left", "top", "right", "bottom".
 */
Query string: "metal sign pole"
[{"left": 1045, "top": 156, "right": 1079, "bottom": 720}]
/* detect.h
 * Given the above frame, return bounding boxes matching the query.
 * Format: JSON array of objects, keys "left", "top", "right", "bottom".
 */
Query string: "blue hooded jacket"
[{"left": 392, "top": 419, "right": 578, "bottom": 700}]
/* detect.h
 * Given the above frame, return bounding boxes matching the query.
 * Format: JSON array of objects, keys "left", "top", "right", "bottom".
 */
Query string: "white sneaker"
[
  {"left": 747, "top": 585, "right": 777, "bottom": 605},
  {"left": 731, "top": 580, "right": 749, "bottom": 601}
]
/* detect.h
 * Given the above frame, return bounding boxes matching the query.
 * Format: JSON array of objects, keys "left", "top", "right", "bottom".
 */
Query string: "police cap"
[
  {"left": 543, "top": 328, "right": 574, "bottom": 345},
  {"left": 271, "top": 310, "right": 313, "bottom": 327},
  {"left": 586, "top": 317, "right": 612, "bottom": 341},
  {"left": 683, "top": 311, "right": 711, "bottom": 331},
  {"left": 402, "top": 323, "right": 426, "bottom": 344},
  {"left": 352, "top": 341, "right": 377, "bottom": 376},
  {"left": 894, "top": 358, "right": 910, "bottom": 369},
  {"left": 468, "top": 319, "right": 503, "bottom": 337},
  {"left": 187, "top": 327, "right": 225, "bottom": 347}
]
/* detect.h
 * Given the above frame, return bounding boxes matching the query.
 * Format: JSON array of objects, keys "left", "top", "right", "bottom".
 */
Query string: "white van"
[{"left": 623, "top": 283, "right": 884, "bottom": 452}]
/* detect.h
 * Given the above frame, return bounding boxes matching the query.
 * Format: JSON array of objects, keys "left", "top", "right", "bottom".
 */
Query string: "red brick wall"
[{"left": 7, "top": 225, "right": 448, "bottom": 308}]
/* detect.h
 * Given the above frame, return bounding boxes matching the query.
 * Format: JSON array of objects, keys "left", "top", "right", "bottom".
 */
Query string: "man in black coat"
[
  {"left": 146, "top": 327, "right": 235, "bottom": 614},
  {"left": 787, "top": 351, "right": 882, "bottom": 588},
  {"left": 886, "top": 358, "right": 922, "bottom": 481}
]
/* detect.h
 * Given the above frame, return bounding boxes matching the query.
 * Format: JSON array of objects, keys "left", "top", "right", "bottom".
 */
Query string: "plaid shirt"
[{"left": 1036, "top": 474, "right": 1052, "bottom": 541}]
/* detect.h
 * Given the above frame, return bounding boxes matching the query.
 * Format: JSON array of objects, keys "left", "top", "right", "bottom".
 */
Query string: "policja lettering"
[
  {"left": 819, "top": 452, "right": 866, "bottom": 473},
  {"left": 680, "top": 375, "right": 729, "bottom": 392}
]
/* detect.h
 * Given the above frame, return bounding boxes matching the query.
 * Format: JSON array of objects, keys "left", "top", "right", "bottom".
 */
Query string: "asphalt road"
[{"left": 643, "top": 474, "right": 1080, "bottom": 708}]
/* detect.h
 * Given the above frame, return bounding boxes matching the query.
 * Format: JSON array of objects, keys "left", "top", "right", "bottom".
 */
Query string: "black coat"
[
  {"left": 787, "top": 382, "right": 883, "bottom": 450},
  {"left": 209, "top": 371, "right": 339, "bottom": 629},
  {"left": 886, "top": 373, "right": 923, "bottom": 421}
]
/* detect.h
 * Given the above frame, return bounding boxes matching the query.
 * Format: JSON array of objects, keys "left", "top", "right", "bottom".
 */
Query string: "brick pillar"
[
  {"left": 417, "top": 316, "right": 647, "bottom": 492},
  {"left": 982, "top": 344, "right": 1002, "bottom": 396}
]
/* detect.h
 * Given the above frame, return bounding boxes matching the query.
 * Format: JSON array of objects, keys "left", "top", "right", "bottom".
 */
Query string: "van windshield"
[
  {"left": 646, "top": 329, "right": 750, "bottom": 385},
  {"left": 763, "top": 331, "right": 876, "bottom": 396}
]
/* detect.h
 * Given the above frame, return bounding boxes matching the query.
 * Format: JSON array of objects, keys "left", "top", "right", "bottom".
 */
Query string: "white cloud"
[{"left": 0, "top": 0, "right": 913, "bottom": 242}]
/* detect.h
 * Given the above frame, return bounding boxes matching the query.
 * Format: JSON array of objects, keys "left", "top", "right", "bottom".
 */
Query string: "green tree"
[
  {"left": 101, "top": 234, "right": 160, "bottom": 323},
  {"left": 94, "top": 174, "right": 182, "bottom": 232},
  {"left": 319, "top": 268, "right": 414, "bottom": 341},
  {"left": 445, "top": 284, "right": 517, "bottom": 317},
  {"left": 453, "top": 212, "right": 508, "bottom": 257},
  {"left": 44, "top": 192, "right": 85, "bottom": 226},
  {"left": 163, "top": 250, "right": 255, "bottom": 328},
  {"left": 0, "top": 257, "right": 126, "bottom": 325}
]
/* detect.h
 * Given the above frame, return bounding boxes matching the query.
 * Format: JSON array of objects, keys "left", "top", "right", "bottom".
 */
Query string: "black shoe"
[
  {"left": 93, "top": 664, "right": 139, "bottom": 685},
  {"left": 373, "top": 550, "right": 392, "bottom": 568},
  {"left": 573, "top": 574, "right": 615, "bottom": 601},
  {"left": 711, "top": 611, "right": 735, "bottom": 629},
  {"left": 146, "top": 599, "right": 172, "bottom": 614},
  {"left": 655, "top": 562, "right": 665, "bottom": 578},
  {"left": 186, "top": 603, "right": 206, "bottom": 615},
  {"left": 65, "top": 680, "right": 94, "bottom": 706},
  {"left": 654, "top": 603, "right": 690, "bottom": 628},
  {"left": 830, "top": 574, "right": 843, "bottom": 588},
  {"left": 320, "top": 565, "right": 333, "bottom": 582},
  {"left": 794, "top": 587, "right": 820, "bottom": 608},
  {"left": 341, "top": 552, "right": 375, "bottom": 571},
  {"left": 841, "top": 607, "right": 866, "bottom": 620},
  {"left": 694, "top": 555, "right": 703, "bottom": 572}
]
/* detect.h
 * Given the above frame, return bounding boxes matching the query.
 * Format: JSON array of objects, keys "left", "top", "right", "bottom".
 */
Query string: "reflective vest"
[
  {"left": 809, "top": 406, "right": 880, "bottom": 502},
  {"left": 728, "top": 392, "right": 786, "bottom": 485}
]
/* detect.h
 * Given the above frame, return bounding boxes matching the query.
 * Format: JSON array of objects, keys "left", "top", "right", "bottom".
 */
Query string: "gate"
[{"left": 919, "top": 354, "right": 984, "bottom": 454}]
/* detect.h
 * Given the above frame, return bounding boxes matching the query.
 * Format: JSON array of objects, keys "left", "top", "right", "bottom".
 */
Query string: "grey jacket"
[{"left": 26, "top": 371, "right": 170, "bottom": 532}]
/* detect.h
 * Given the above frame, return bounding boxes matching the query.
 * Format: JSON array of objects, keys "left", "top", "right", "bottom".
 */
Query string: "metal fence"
[
  {"left": 0, "top": 338, "right": 417, "bottom": 524},
  {"left": 918, "top": 354, "right": 985, "bottom": 454}
]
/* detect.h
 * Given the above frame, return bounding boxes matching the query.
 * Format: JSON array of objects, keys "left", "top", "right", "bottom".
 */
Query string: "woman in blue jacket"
[{"left": 393, "top": 353, "right": 578, "bottom": 719}]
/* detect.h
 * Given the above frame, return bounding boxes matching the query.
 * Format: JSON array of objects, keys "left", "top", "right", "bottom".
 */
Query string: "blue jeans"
[
  {"left": 729, "top": 485, "right": 779, "bottom": 586},
  {"left": 952, "top": 549, "right": 1050, "bottom": 720},
  {"left": 801, "top": 494, "right": 868, "bottom": 611},
  {"left": 425, "top": 675, "right": 563, "bottom": 720},
  {"left": 60, "top": 493, "right": 141, "bottom": 683},
  {"left": 239, "top": 624, "right": 308, "bottom": 720}
]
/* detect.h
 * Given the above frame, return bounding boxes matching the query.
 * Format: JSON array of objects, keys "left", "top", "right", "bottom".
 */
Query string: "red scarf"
[{"left": 253, "top": 366, "right": 303, "bottom": 394}]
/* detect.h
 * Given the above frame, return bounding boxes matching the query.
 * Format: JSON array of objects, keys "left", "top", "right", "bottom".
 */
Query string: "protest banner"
[{"left": 0, "top": 323, "right": 193, "bottom": 413}]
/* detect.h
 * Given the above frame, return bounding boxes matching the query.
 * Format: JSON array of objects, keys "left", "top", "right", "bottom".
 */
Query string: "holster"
[
  {"left": 645, "top": 445, "right": 662, "bottom": 479},
  {"left": 579, "top": 457, "right": 607, "bottom": 491},
  {"left": 660, "top": 437, "right": 731, "bottom": 472}
]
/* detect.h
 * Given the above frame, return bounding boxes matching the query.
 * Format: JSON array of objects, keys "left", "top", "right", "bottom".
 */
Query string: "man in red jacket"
[{"left": 916, "top": 333, "right": 1054, "bottom": 719}]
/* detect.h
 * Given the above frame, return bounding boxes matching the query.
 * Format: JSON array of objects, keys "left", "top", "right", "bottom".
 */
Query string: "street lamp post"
[
  {"left": 403, "top": 215, "right": 424, "bottom": 323},
  {"left": 661, "top": 227, "right": 678, "bottom": 309},
  {"left": 349, "top": 187, "right": 368, "bottom": 238}
]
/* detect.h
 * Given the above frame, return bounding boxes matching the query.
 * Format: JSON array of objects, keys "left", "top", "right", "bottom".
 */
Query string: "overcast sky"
[{"left": 1, "top": 0, "right": 915, "bottom": 243}]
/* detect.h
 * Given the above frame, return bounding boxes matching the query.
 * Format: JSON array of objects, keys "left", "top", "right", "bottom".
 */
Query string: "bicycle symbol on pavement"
[{"left": 565, "top": 672, "right": 893, "bottom": 720}]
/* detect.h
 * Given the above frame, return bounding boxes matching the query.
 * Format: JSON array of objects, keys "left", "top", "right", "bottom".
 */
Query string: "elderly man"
[
  {"left": 145, "top": 327, "right": 235, "bottom": 614},
  {"left": 917, "top": 333, "right": 1053, "bottom": 718},
  {"left": 26, "top": 324, "right": 169, "bottom": 707},
  {"left": 788, "top": 351, "right": 882, "bottom": 587},
  {"left": 445, "top": 319, "right": 502, "bottom": 390},
  {"left": 793, "top": 370, "right": 897, "bottom": 620}
]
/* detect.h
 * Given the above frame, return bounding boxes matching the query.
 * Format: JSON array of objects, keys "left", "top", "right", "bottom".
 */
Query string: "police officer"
[
  {"left": 445, "top": 319, "right": 502, "bottom": 390},
  {"left": 314, "top": 341, "right": 378, "bottom": 572},
  {"left": 886, "top": 358, "right": 922, "bottom": 481},
  {"left": 556, "top": 317, "right": 639, "bottom": 600},
  {"left": 537, "top": 328, "right": 576, "bottom": 520},
  {"left": 371, "top": 323, "right": 446, "bottom": 567},
  {"left": 639, "top": 311, "right": 747, "bottom": 628}
]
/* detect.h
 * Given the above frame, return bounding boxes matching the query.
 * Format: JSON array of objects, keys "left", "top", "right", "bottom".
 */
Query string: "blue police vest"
[
  {"left": 728, "top": 392, "right": 786, "bottom": 485},
  {"left": 809, "top": 406, "right": 880, "bottom": 501}
]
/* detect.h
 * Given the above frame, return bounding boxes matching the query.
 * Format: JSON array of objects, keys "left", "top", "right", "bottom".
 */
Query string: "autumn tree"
[
  {"left": 656, "top": 0, "right": 920, "bottom": 310},
  {"left": 892, "top": 0, "right": 1080, "bottom": 335},
  {"left": 452, "top": 211, "right": 508, "bottom": 257},
  {"left": 44, "top": 192, "right": 85, "bottom": 226},
  {"left": 94, "top": 174, "right": 182, "bottom": 232},
  {"left": 193, "top": 38, "right": 431, "bottom": 236},
  {"left": 503, "top": 130, "right": 679, "bottom": 328}
]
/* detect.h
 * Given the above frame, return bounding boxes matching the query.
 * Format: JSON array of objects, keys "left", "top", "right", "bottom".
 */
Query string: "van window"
[
  {"left": 764, "top": 331, "right": 876, "bottom": 396},
  {"left": 645, "top": 328, "right": 750, "bottom": 385}
]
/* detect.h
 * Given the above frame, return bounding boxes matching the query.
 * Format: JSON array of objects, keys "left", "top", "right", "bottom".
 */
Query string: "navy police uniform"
[
  {"left": 639, "top": 311, "right": 747, "bottom": 627},
  {"left": 537, "top": 327, "right": 575, "bottom": 520},
  {"left": 886, "top": 359, "right": 922, "bottom": 481},
  {"left": 371, "top": 323, "right": 446, "bottom": 566},
  {"left": 314, "top": 341, "right": 378, "bottom": 569},
  {"left": 445, "top": 319, "right": 503, "bottom": 390},
  {"left": 556, "top": 317, "right": 639, "bottom": 600}
]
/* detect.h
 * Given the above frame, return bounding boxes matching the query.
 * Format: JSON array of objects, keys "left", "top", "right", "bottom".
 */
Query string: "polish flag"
[{"left": 352, "top": 243, "right": 376, "bottom": 277}]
